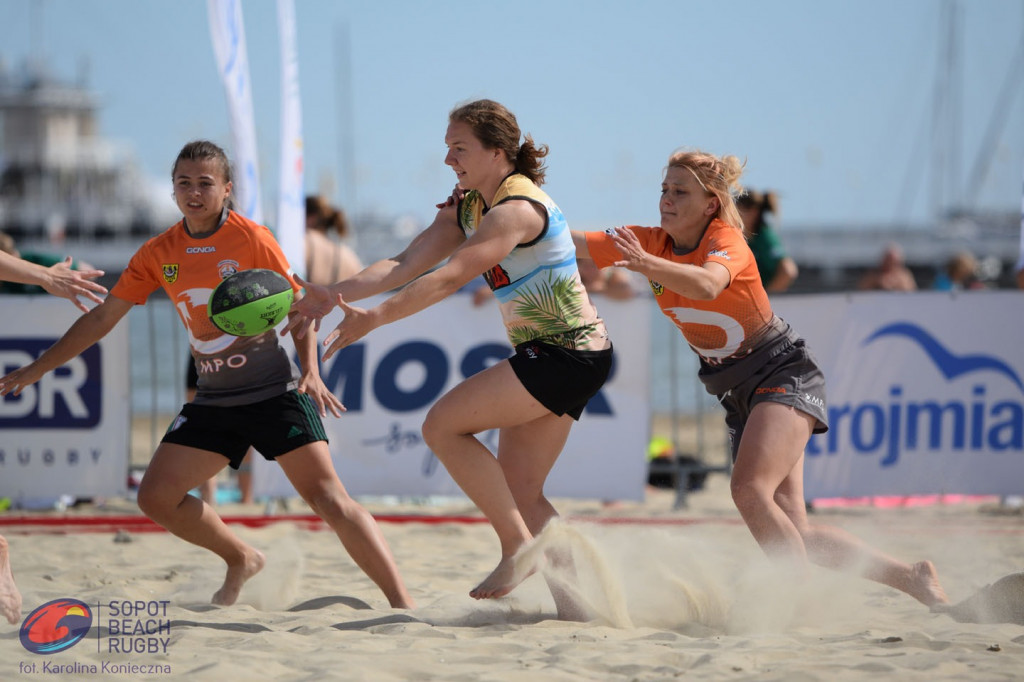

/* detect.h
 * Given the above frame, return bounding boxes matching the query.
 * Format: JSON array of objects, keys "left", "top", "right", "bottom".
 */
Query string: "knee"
[
  {"left": 304, "top": 488, "right": 352, "bottom": 522},
  {"left": 135, "top": 482, "right": 167, "bottom": 520},
  {"left": 420, "top": 407, "right": 455, "bottom": 455},
  {"left": 730, "top": 476, "right": 769, "bottom": 515}
]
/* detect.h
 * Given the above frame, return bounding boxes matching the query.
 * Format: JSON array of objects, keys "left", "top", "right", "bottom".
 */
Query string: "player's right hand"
[{"left": 281, "top": 274, "right": 336, "bottom": 339}]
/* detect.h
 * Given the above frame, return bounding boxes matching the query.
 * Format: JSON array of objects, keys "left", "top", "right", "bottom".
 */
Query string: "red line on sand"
[{"left": 0, "top": 514, "right": 738, "bottom": 534}]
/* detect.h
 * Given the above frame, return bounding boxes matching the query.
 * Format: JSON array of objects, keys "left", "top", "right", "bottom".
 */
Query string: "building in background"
[{"left": 0, "top": 60, "right": 177, "bottom": 270}]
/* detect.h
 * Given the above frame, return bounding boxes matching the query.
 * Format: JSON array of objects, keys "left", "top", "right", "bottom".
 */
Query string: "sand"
[{"left": 1, "top": 414, "right": 1022, "bottom": 680}]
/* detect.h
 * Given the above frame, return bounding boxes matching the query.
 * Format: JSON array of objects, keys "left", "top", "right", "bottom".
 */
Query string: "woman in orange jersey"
[
  {"left": 0, "top": 140, "right": 414, "bottom": 610},
  {"left": 573, "top": 148, "right": 949, "bottom": 608}
]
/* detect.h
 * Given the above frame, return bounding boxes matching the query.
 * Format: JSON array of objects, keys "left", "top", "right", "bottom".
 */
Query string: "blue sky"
[{"left": 1, "top": 0, "right": 1022, "bottom": 234}]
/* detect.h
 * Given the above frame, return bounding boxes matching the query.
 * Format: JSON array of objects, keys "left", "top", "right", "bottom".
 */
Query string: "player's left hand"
[
  {"left": 296, "top": 371, "right": 346, "bottom": 418},
  {"left": 609, "top": 227, "right": 650, "bottom": 273},
  {"left": 322, "top": 296, "right": 378, "bottom": 361}
]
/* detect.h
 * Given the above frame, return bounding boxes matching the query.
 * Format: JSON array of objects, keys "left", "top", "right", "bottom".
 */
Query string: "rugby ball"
[{"left": 208, "top": 268, "right": 294, "bottom": 336}]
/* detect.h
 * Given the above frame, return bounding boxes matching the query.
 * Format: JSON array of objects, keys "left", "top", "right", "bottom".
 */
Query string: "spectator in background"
[
  {"left": 305, "top": 195, "right": 363, "bottom": 285},
  {"left": 933, "top": 250, "right": 985, "bottom": 291},
  {"left": 858, "top": 242, "right": 917, "bottom": 291},
  {"left": 735, "top": 190, "right": 798, "bottom": 293}
]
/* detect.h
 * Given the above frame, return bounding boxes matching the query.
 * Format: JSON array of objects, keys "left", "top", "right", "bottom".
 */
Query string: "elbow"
[{"left": 690, "top": 278, "right": 725, "bottom": 300}]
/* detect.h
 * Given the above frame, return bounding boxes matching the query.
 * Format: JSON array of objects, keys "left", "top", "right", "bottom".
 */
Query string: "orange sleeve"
[
  {"left": 702, "top": 224, "right": 754, "bottom": 283},
  {"left": 110, "top": 239, "right": 162, "bottom": 305}
]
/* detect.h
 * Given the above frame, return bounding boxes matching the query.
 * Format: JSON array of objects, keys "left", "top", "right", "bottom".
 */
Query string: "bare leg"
[
  {"left": 0, "top": 534, "right": 21, "bottom": 625},
  {"left": 138, "top": 444, "right": 265, "bottom": 606},
  {"left": 731, "top": 402, "right": 948, "bottom": 607},
  {"left": 773, "top": 452, "right": 948, "bottom": 606},
  {"left": 198, "top": 477, "right": 217, "bottom": 506},
  {"left": 278, "top": 443, "right": 414, "bottom": 608},
  {"left": 237, "top": 450, "right": 254, "bottom": 504},
  {"left": 498, "top": 417, "right": 589, "bottom": 620},
  {"left": 422, "top": 360, "right": 556, "bottom": 600}
]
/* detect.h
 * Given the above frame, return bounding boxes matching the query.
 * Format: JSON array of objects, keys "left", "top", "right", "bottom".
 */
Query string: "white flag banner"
[
  {"left": 276, "top": 0, "right": 305, "bottom": 275},
  {"left": 207, "top": 0, "right": 263, "bottom": 224}
]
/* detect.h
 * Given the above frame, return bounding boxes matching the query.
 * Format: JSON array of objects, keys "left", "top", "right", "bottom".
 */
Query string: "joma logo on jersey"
[
  {"left": 0, "top": 340, "right": 102, "bottom": 429},
  {"left": 162, "top": 264, "right": 179, "bottom": 283}
]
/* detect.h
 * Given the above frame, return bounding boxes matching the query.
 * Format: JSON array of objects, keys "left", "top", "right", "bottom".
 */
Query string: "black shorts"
[
  {"left": 718, "top": 342, "right": 829, "bottom": 461},
  {"left": 185, "top": 355, "right": 199, "bottom": 390},
  {"left": 161, "top": 390, "right": 328, "bottom": 469},
  {"left": 508, "top": 340, "right": 613, "bottom": 420}
]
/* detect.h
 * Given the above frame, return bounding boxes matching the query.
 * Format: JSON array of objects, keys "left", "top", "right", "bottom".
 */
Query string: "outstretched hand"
[
  {"left": 609, "top": 227, "right": 649, "bottom": 273},
  {"left": 435, "top": 185, "right": 466, "bottom": 209},
  {"left": 322, "top": 297, "right": 378, "bottom": 361},
  {"left": 45, "top": 257, "right": 107, "bottom": 312},
  {"left": 0, "top": 363, "right": 44, "bottom": 398},
  {"left": 280, "top": 274, "right": 336, "bottom": 339},
  {"left": 296, "top": 371, "right": 346, "bottom": 419}
]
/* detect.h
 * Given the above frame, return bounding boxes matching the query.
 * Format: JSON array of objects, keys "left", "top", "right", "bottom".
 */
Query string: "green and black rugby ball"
[{"left": 208, "top": 268, "right": 294, "bottom": 336}]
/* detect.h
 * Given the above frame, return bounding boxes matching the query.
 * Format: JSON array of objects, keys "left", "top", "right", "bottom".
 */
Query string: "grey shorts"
[{"left": 712, "top": 340, "right": 829, "bottom": 462}]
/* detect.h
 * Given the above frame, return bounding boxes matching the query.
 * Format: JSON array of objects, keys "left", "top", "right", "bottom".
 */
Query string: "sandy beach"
[{"left": 2, "top": 459, "right": 1023, "bottom": 681}]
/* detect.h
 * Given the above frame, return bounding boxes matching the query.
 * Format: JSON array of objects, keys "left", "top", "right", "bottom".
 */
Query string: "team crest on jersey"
[
  {"left": 162, "top": 264, "right": 179, "bottom": 283},
  {"left": 648, "top": 280, "right": 664, "bottom": 296},
  {"left": 217, "top": 260, "right": 240, "bottom": 279}
]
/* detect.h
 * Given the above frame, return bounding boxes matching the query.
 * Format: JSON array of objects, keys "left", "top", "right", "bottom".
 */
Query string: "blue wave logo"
[{"left": 863, "top": 322, "right": 1023, "bottom": 392}]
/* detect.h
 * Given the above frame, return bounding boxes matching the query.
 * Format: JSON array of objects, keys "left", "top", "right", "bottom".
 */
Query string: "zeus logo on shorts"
[{"left": 0, "top": 339, "right": 102, "bottom": 429}]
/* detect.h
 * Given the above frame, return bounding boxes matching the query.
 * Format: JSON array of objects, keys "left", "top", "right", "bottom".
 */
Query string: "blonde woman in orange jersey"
[
  {"left": 0, "top": 140, "right": 414, "bottom": 610},
  {"left": 572, "top": 149, "right": 948, "bottom": 608}
]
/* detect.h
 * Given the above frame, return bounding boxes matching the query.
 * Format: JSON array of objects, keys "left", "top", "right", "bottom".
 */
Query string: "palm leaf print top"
[{"left": 457, "top": 174, "right": 609, "bottom": 351}]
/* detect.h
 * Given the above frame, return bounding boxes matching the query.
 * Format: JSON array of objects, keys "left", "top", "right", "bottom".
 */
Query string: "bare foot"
[
  {"left": 470, "top": 555, "right": 535, "bottom": 600},
  {"left": 909, "top": 560, "right": 948, "bottom": 607},
  {"left": 0, "top": 567, "right": 21, "bottom": 625},
  {"left": 211, "top": 548, "right": 266, "bottom": 606}
]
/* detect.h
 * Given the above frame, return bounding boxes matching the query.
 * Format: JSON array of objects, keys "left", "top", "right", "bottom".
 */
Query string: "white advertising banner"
[
  {"left": 254, "top": 295, "right": 651, "bottom": 501},
  {"left": 773, "top": 291, "right": 1024, "bottom": 499},
  {"left": 276, "top": 0, "right": 305, "bottom": 276},
  {"left": 0, "top": 296, "right": 130, "bottom": 504},
  {"left": 207, "top": 0, "right": 263, "bottom": 224}
]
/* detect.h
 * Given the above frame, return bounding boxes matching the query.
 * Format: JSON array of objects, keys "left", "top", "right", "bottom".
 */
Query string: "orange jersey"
[
  {"left": 111, "top": 210, "right": 302, "bottom": 405},
  {"left": 586, "top": 219, "right": 774, "bottom": 363}
]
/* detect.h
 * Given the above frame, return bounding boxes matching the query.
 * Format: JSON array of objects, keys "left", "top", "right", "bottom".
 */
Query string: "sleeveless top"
[{"left": 457, "top": 173, "right": 609, "bottom": 351}]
